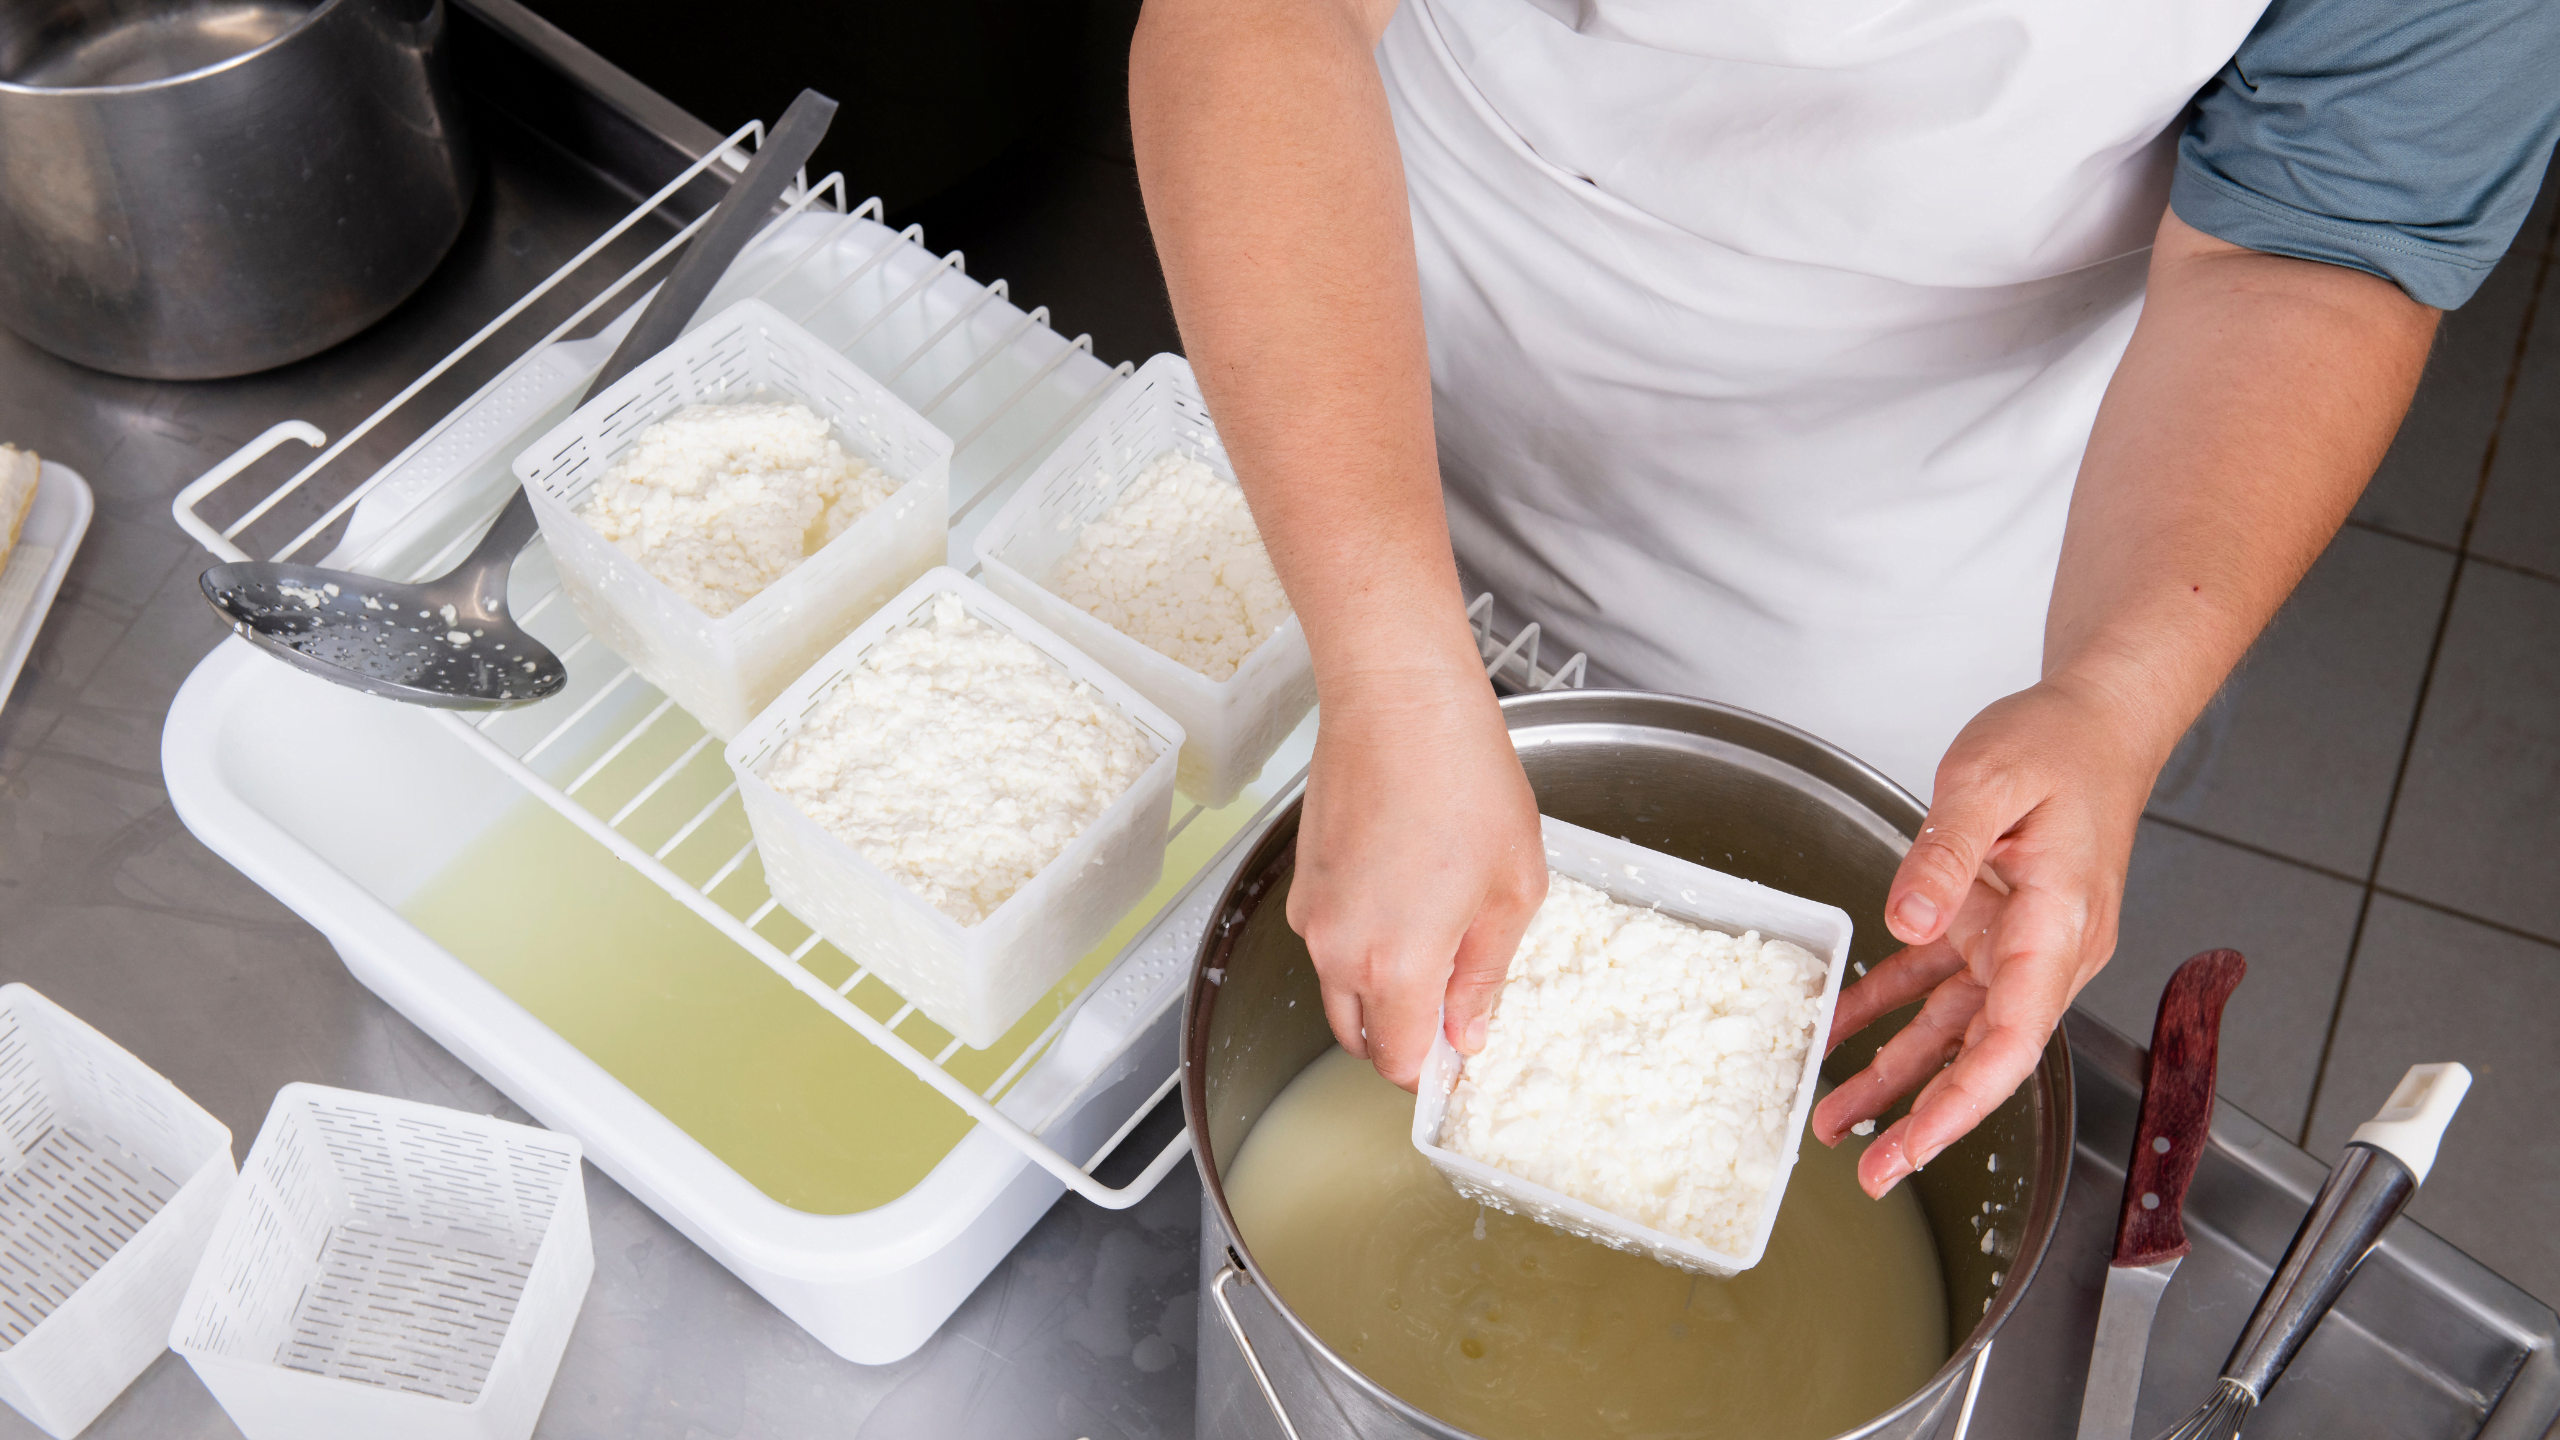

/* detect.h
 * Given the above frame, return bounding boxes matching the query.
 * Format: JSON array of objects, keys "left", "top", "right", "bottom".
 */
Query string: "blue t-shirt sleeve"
[{"left": 2173, "top": 0, "right": 2560, "bottom": 309}]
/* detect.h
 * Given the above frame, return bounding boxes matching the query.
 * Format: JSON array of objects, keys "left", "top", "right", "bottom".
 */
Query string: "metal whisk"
[
  {"left": 2149, "top": 1064, "right": 2471, "bottom": 1440},
  {"left": 2153, "top": 1379, "right": 2253, "bottom": 1440}
]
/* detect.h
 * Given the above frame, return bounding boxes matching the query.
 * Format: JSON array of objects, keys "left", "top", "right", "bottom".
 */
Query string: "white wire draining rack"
[{"left": 173, "top": 117, "right": 1585, "bottom": 1211}]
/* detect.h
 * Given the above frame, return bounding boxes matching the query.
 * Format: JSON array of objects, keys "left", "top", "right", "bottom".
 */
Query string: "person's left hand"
[{"left": 1808, "top": 676, "right": 2160, "bottom": 1198}]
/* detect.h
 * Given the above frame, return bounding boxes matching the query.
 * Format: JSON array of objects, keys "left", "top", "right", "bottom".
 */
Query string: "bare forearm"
[
  {"left": 1826, "top": 215, "right": 2440, "bottom": 1192},
  {"left": 1134, "top": 2, "right": 1545, "bottom": 1087},
  {"left": 2047, "top": 210, "right": 2439, "bottom": 761},
  {"left": 1130, "top": 0, "right": 1479, "bottom": 696}
]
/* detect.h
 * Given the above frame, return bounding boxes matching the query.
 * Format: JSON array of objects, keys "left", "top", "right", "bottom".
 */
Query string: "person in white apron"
[{"left": 1128, "top": 0, "right": 2559, "bottom": 1191}]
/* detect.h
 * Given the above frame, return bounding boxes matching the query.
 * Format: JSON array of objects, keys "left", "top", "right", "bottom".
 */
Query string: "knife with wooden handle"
[{"left": 2073, "top": 948, "right": 2247, "bottom": 1440}]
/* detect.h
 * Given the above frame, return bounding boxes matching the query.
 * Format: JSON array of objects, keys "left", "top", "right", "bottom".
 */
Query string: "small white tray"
[
  {"left": 1411, "top": 815, "right": 1854, "bottom": 1276},
  {"left": 0, "top": 460, "right": 96, "bottom": 719}
]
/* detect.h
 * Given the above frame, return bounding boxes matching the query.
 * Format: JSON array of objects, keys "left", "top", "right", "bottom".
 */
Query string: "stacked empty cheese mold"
[
  {"left": 0, "top": 984, "right": 234, "bottom": 1440},
  {"left": 171, "top": 1085, "right": 592, "bottom": 1440},
  {"left": 513, "top": 297, "right": 953, "bottom": 739},
  {"left": 974, "top": 353, "right": 1315, "bottom": 807},
  {"left": 727, "top": 567, "right": 1185, "bottom": 1050}
]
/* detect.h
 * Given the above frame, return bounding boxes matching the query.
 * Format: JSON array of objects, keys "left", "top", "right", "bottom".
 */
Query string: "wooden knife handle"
[{"left": 2114, "top": 948, "right": 2247, "bottom": 1267}]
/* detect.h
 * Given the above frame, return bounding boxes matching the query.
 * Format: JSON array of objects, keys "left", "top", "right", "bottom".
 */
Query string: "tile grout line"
[
  {"left": 2139, "top": 810, "right": 2368, "bottom": 888},
  {"left": 2370, "top": 885, "right": 2560, "bottom": 954},
  {"left": 2142, "top": 809, "right": 2560, "bottom": 951},
  {"left": 2297, "top": 198, "right": 2560, "bottom": 1146},
  {"left": 2341, "top": 516, "right": 2560, "bottom": 590}
]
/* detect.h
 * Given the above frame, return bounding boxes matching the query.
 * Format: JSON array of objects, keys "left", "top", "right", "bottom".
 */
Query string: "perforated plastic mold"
[
  {"left": 172, "top": 1085, "right": 591, "bottom": 1440},
  {"left": 975, "top": 353, "right": 1315, "bottom": 807},
  {"left": 514, "top": 297, "right": 952, "bottom": 740},
  {"left": 727, "top": 567, "right": 1186, "bottom": 1050},
  {"left": 1411, "top": 817, "right": 1854, "bottom": 1277},
  {"left": 0, "top": 983, "right": 234, "bottom": 1440}
]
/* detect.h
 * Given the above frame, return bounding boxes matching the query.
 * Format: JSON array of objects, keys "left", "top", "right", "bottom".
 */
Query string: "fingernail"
[
  {"left": 1866, "top": 1138, "right": 1915, "bottom": 1198},
  {"left": 1892, "top": 892, "right": 1941, "bottom": 939},
  {"left": 1462, "top": 1016, "right": 1488, "bottom": 1054}
]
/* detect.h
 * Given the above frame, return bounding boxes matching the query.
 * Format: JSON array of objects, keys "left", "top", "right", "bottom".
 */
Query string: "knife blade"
[{"left": 2073, "top": 948, "right": 2247, "bottom": 1440}]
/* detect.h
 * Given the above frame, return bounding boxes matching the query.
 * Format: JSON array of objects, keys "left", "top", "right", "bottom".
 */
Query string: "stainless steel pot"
[
  {"left": 1184, "top": 690, "right": 2075, "bottom": 1440},
  {"left": 0, "top": 0, "right": 474, "bottom": 379}
]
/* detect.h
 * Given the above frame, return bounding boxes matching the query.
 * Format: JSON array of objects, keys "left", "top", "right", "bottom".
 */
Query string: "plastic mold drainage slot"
[
  {"left": 173, "top": 1085, "right": 592, "bottom": 1439},
  {"left": 0, "top": 1054, "right": 186, "bottom": 1346},
  {"left": 0, "top": 984, "right": 235, "bottom": 1440}
]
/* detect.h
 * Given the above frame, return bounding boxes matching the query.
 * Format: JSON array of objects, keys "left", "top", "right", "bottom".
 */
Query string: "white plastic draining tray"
[
  {"left": 164, "top": 120, "right": 1590, "bottom": 1364},
  {"left": 0, "top": 460, "right": 95, "bottom": 723},
  {"left": 1412, "top": 815, "right": 1853, "bottom": 1277}
]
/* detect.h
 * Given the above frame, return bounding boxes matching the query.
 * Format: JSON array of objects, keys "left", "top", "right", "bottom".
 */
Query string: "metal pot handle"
[
  {"left": 1211, "top": 1262, "right": 1304, "bottom": 1440},
  {"left": 1946, "top": 1336, "right": 1994, "bottom": 1440}
]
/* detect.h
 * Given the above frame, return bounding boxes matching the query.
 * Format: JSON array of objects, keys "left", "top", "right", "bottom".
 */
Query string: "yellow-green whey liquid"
[
  {"left": 400, "top": 776, "right": 1267, "bottom": 1214},
  {"left": 1225, "top": 1047, "right": 1950, "bottom": 1440}
]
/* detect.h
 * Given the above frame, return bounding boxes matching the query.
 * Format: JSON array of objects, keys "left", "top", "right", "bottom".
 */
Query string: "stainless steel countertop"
[
  {"left": 0, "top": 5, "right": 1199, "bottom": 1435},
  {"left": 2, "top": 7, "right": 2553, "bottom": 1439}
]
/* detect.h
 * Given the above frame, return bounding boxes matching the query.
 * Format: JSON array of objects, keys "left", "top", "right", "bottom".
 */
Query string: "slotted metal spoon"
[{"left": 199, "top": 88, "right": 839, "bottom": 708}]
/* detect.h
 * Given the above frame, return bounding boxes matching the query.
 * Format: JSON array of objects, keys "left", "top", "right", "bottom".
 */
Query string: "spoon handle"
[
  {"left": 455, "top": 489, "right": 541, "bottom": 601},
  {"left": 466, "top": 93, "right": 838, "bottom": 605},
  {"left": 588, "top": 88, "right": 840, "bottom": 399}
]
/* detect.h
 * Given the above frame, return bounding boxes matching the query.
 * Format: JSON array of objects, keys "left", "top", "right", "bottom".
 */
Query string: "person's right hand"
[
  {"left": 1286, "top": 662, "right": 1548, "bottom": 1091},
  {"left": 1136, "top": 0, "right": 1518, "bottom": 1085}
]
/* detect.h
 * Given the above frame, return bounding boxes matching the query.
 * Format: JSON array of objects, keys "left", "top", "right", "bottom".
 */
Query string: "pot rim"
[
  {"left": 0, "top": 0, "right": 358, "bottom": 98},
  {"left": 1183, "top": 688, "right": 2077, "bottom": 1440}
]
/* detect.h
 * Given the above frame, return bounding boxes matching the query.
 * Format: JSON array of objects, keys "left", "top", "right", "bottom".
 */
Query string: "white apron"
[{"left": 1378, "top": 0, "right": 2269, "bottom": 796}]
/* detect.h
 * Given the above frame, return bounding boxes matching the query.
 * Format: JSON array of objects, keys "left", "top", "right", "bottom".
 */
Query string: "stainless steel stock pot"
[
  {"left": 1183, "top": 690, "right": 2075, "bottom": 1440},
  {"left": 0, "top": 0, "right": 474, "bottom": 378}
]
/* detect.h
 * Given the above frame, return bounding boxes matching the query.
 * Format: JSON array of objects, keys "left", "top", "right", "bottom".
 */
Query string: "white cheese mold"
[
  {"left": 0, "top": 984, "right": 235, "bottom": 1440},
  {"left": 169, "top": 1084, "right": 591, "bottom": 1440},
  {"left": 725, "top": 568, "right": 1186, "bottom": 1050},
  {"left": 973, "top": 353, "right": 1316, "bottom": 807},
  {"left": 1410, "top": 814, "right": 1855, "bottom": 1276},
  {"left": 512, "top": 298, "right": 951, "bottom": 739}
]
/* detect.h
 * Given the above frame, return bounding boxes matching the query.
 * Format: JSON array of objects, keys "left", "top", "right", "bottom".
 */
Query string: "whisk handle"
[{"left": 2219, "top": 1142, "right": 2414, "bottom": 1398}]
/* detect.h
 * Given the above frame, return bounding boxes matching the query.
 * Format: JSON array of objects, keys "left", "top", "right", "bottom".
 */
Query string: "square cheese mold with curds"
[
  {"left": 724, "top": 568, "right": 1186, "bottom": 1050},
  {"left": 511, "top": 298, "right": 951, "bottom": 739},
  {"left": 1410, "top": 815, "right": 1855, "bottom": 1277},
  {"left": 973, "top": 353, "right": 1315, "bottom": 808}
]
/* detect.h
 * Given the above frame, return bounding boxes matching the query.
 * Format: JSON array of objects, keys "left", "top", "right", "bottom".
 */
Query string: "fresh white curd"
[
  {"left": 759, "top": 593, "right": 1151, "bottom": 926},
  {"left": 1441, "top": 875, "right": 1828, "bottom": 1256},
  {"left": 1048, "top": 452, "right": 1290, "bottom": 681},
  {"left": 578, "top": 399, "right": 895, "bottom": 618}
]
